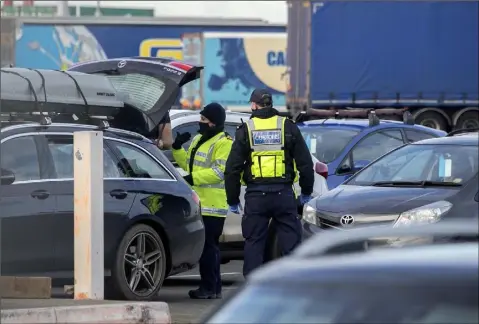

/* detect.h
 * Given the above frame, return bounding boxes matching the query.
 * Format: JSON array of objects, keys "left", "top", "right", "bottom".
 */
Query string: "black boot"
[{"left": 188, "top": 288, "right": 216, "bottom": 299}]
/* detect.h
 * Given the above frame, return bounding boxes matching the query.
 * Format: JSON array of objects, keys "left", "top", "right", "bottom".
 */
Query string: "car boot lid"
[{"left": 68, "top": 57, "right": 203, "bottom": 135}]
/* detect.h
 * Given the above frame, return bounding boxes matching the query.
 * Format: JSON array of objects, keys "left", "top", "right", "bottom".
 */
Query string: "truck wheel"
[
  {"left": 455, "top": 111, "right": 479, "bottom": 130},
  {"left": 415, "top": 111, "right": 448, "bottom": 131}
]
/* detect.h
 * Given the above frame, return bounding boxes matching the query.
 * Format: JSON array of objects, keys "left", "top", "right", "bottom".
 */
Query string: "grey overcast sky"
[{"left": 34, "top": 1, "right": 288, "bottom": 24}]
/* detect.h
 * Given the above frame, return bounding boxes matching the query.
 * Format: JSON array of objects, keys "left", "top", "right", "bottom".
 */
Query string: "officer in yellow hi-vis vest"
[
  {"left": 172, "top": 103, "right": 232, "bottom": 299},
  {"left": 225, "top": 89, "right": 314, "bottom": 277}
]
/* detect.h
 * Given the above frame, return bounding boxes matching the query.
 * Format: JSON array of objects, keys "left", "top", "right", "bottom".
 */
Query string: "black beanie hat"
[{"left": 200, "top": 102, "right": 226, "bottom": 126}]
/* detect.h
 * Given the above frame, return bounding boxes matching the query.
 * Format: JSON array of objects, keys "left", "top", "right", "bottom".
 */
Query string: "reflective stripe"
[
  {"left": 252, "top": 144, "right": 283, "bottom": 152},
  {"left": 205, "top": 134, "right": 225, "bottom": 164},
  {"left": 196, "top": 152, "right": 207, "bottom": 158},
  {"left": 202, "top": 207, "right": 228, "bottom": 216},
  {"left": 198, "top": 183, "right": 224, "bottom": 189},
  {"left": 215, "top": 159, "right": 226, "bottom": 166},
  {"left": 212, "top": 166, "right": 224, "bottom": 180},
  {"left": 193, "top": 160, "right": 208, "bottom": 167}
]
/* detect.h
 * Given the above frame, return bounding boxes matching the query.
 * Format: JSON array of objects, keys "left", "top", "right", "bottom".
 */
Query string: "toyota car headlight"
[
  {"left": 394, "top": 201, "right": 452, "bottom": 228},
  {"left": 302, "top": 204, "right": 318, "bottom": 226}
]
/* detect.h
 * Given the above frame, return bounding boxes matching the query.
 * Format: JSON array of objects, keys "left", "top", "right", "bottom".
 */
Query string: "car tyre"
[{"left": 107, "top": 224, "right": 166, "bottom": 301}]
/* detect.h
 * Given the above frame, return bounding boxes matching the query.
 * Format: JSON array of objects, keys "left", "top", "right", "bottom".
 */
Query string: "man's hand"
[
  {"left": 172, "top": 132, "right": 191, "bottom": 150},
  {"left": 229, "top": 204, "right": 242, "bottom": 214}
]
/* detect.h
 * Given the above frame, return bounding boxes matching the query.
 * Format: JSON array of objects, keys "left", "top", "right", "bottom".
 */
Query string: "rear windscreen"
[
  {"left": 98, "top": 73, "right": 166, "bottom": 113},
  {"left": 299, "top": 126, "right": 359, "bottom": 163}
]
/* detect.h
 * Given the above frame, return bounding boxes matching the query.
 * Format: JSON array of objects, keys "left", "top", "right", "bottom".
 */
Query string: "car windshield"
[
  {"left": 299, "top": 126, "right": 359, "bottom": 163},
  {"left": 347, "top": 144, "right": 479, "bottom": 186},
  {"left": 98, "top": 73, "right": 167, "bottom": 113},
  {"left": 206, "top": 283, "right": 478, "bottom": 324}
]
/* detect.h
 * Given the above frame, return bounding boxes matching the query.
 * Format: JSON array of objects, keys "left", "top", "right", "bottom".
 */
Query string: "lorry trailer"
[{"left": 286, "top": 1, "right": 479, "bottom": 131}]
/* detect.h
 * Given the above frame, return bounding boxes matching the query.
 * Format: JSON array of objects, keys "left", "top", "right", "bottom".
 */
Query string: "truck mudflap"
[{"left": 68, "top": 57, "right": 203, "bottom": 137}]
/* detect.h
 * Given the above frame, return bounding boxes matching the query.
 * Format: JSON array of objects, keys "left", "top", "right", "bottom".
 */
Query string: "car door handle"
[
  {"left": 110, "top": 189, "right": 128, "bottom": 199},
  {"left": 31, "top": 190, "right": 50, "bottom": 200}
]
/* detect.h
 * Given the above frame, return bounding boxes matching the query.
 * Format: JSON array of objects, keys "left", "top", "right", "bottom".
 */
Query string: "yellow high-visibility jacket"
[{"left": 173, "top": 132, "right": 232, "bottom": 217}]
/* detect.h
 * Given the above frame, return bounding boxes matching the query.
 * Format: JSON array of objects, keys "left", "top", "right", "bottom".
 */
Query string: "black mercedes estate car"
[{"left": 1, "top": 60, "right": 206, "bottom": 301}]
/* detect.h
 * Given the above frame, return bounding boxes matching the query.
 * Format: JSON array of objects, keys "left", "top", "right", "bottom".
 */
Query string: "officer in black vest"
[{"left": 224, "top": 89, "right": 314, "bottom": 277}]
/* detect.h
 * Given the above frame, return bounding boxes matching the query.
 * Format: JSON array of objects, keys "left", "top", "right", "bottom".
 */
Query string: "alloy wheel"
[{"left": 123, "top": 232, "right": 163, "bottom": 297}]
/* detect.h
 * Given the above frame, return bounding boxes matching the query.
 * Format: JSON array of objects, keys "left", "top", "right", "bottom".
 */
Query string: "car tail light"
[
  {"left": 314, "top": 162, "right": 328, "bottom": 179},
  {"left": 169, "top": 61, "right": 193, "bottom": 72},
  {"left": 192, "top": 190, "right": 200, "bottom": 206}
]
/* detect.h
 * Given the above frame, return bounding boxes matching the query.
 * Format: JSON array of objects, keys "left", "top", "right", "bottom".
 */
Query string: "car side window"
[
  {"left": 109, "top": 140, "right": 172, "bottom": 180},
  {"left": 352, "top": 130, "right": 404, "bottom": 163},
  {"left": 0, "top": 136, "right": 41, "bottom": 182},
  {"left": 46, "top": 136, "right": 124, "bottom": 179},
  {"left": 405, "top": 130, "right": 437, "bottom": 143},
  {"left": 173, "top": 122, "right": 199, "bottom": 150},
  {"left": 225, "top": 123, "right": 240, "bottom": 138}
]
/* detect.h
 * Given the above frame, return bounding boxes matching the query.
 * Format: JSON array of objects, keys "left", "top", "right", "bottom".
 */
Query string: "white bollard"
[{"left": 73, "top": 131, "right": 104, "bottom": 300}]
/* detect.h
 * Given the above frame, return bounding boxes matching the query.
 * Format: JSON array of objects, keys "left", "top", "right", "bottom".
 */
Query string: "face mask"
[{"left": 198, "top": 122, "right": 210, "bottom": 134}]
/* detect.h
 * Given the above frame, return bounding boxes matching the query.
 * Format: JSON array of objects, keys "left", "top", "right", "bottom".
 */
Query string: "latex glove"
[
  {"left": 299, "top": 194, "right": 312, "bottom": 206},
  {"left": 172, "top": 132, "right": 191, "bottom": 150},
  {"left": 229, "top": 204, "right": 242, "bottom": 214}
]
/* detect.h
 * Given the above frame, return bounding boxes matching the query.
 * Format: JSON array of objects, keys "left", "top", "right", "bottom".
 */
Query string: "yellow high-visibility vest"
[
  {"left": 173, "top": 132, "right": 232, "bottom": 217},
  {"left": 245, "top": 115, "right": 298, "bottom": 181}
]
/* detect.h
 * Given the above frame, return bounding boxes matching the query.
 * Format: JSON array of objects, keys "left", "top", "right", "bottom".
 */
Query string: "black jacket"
[{"left": 224, "top": 108, "right": 314, "bottom": 205}]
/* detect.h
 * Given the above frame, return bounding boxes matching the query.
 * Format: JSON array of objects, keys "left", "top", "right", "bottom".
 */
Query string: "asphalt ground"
[{"left": 1, "top": 261, "right": 244, "bottom": 324}]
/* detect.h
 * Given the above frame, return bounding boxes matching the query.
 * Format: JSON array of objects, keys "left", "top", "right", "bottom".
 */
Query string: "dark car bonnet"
[{"left": 315, "top": 185, "right": 459, "bottom": 214}]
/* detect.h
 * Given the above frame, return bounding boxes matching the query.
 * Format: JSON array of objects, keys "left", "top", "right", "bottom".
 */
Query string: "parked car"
[
  {"left": 203, "top": 221, "right": 479, "bottom": 324},
  {"left": 1, "top": 63, "right": 205, "bottom": 301},
  {"left": 165, "top": 111, "right": 328, "bottom": 262},
  {"left": 302, "top": 130, "right": 479, "bottom": 240},
  {"left": 297, "top": 113, "right": 447, "bottom": 189}
]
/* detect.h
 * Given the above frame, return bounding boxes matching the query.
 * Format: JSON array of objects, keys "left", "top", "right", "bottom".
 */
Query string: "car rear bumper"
[{"left": 167, "top": 218, "right": 205, "bottom": 276}]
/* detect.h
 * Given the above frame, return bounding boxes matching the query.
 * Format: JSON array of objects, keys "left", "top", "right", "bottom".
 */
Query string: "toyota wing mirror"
[{"left": 1, "top": 169, "right": 15, "bottom": 185}]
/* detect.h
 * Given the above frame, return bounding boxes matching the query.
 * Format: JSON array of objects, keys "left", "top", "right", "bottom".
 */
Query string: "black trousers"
[
  {"left": 242, "top": 184, "right": 302, "bottom": 277},
  {"left": 199, "top": 215, "right": 225, "bottom": 293}
]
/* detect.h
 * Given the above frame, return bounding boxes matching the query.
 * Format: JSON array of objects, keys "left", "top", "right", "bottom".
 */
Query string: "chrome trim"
[
  {"left": 1, "top": 132, "right": 177, "bottom": 182},
  {"left": 11, "top": 178, "right": 175, "bottom": 185}
]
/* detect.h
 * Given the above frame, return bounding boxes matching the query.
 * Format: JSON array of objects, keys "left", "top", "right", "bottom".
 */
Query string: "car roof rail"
[
  {"left": 293, "top": 221, "right": 478, "bottom": 258},
  {"left": 446, "top": 128, "right": 479, "bottom": 137}
]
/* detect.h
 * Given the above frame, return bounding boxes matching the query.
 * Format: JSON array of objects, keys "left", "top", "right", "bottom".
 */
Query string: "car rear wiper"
[{"left": 371, "top": 180, "right": 462, "bottom": 187}]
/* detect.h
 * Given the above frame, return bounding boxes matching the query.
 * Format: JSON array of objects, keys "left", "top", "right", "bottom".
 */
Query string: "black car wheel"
[{"left": 108, "top": 224, "right": 166, "bottom": 301}]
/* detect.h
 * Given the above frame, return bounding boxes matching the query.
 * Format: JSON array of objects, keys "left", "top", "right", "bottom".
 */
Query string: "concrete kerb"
[{"left": 1, "top": 302, "right": 171, "bottom": 324}]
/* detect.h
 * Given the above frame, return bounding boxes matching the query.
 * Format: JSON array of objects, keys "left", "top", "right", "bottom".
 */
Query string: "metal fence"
[{"left": 1, "top": 17, "right": 17, "bottom": 67}]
